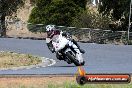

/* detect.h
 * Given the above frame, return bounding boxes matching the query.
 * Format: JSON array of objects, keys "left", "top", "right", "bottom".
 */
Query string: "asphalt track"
[{"left": 0, "top": 38, "right": 132, "bottom": 75}]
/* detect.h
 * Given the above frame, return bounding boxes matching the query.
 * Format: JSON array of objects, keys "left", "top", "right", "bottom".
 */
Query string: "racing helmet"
[{"left": 46, "top": 25, "right": 56, "bottom": 32}]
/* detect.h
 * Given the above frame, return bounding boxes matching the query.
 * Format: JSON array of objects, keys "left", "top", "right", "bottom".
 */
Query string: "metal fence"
[
  {"left": 57, "top": 26, "right": 131, "bottom": 44},
  {"left": 5, "top": 19, "right": 132, "bottom": 44}
]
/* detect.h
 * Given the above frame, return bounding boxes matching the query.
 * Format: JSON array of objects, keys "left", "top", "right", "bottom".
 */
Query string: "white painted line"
[
  {"left": 42, "top": 66, "right": 46, "bottom": 67},
  {"left": 36, "top": 67, "right": 40, "bottom": 68},
  {"left": 44, "top": 57, "right": 56, "bottom": 67}
]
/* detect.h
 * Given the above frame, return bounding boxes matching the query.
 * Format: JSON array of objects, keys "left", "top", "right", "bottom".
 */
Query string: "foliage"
[
  {"left": 70, "top": 0, "right": 87, "bottom": 9},
  {"left": 98, "top": 0, "right": 131, "bottom": 31},
  {"left": 0, "top": 0, "right": 25, "bottom": 16},
  {"left": 71, "top": 9, "right": 111, "bottom": 29},
  {"left": 28, "top": 0, "right": 85, "bottom": 27},
  {"left": 35, "top": 0, "right": 51, "bottom": 8}
]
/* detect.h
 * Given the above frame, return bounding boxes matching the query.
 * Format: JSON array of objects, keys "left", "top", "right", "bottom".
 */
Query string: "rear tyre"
[
  {"left": 66, "top": 52, "right": 81, "bottom": 66},
  {"left": 81, "top": 61, "right": 85, "bottom": 66}
]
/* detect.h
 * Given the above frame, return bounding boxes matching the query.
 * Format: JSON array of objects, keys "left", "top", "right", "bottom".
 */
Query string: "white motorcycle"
[{"left": 52, "top": 32, "right": 85, "bottom": 66}]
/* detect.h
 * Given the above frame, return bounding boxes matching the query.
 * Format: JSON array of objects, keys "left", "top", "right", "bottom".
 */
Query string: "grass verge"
[
  {"left": 0, "top": 51, "right": 42, "bottom": 68},
  {"left": 0, "top": 76, "right": 131, "bottom": 88}
]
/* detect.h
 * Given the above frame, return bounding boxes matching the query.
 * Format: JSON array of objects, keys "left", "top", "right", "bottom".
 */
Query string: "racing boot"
[{"left": 79, "top": 49, "right": 85, "bottom": 54}]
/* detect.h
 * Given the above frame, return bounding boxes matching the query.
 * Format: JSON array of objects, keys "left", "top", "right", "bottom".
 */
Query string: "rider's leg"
[
  {"left": 71, "top": 39, "right": 85, "bottom": 54},
  {"left": 71, "top": 43, "right": 84, "bottom": 63}
]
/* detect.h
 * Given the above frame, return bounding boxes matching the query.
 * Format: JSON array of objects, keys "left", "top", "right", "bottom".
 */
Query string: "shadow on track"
[
  {"left": 50, "top": 65, "right": 88, "bottom": 68},
  {"left": 50, "top": 65, "right": 77, "bottom": 67}
]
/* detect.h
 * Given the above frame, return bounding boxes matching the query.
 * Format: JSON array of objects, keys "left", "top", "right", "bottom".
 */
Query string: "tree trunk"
[
  {"left": 0, "top": 0, "right": 6, "bottom": 37},
  {"left": 0, "top": 13, "right": 6, "bottom": 37}
]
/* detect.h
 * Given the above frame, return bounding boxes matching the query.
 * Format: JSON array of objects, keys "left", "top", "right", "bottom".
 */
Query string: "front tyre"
[{"left": 56, "top": 52, "right": 63, "bottom": 60}]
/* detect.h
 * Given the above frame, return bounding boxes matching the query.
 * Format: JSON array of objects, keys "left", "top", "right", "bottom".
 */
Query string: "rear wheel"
[
  {"left": 66, "top": 52, "right": 82, "bottom": 66},
  {"left": 81, "top": 61, "right": 85, "bottom": 66}
]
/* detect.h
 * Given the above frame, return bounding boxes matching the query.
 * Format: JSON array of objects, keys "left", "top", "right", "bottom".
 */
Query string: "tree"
[
  {"left": 98, "top": 0, "right": 131, "bottom": 31},
  {"left": 0, "top": 0, "right": 24, "bottom": 37},
  {"left": 33, "top": 0, "right": 51, "bottom": 9},
  {"left": 71, "top": 9, "right": 111, "bottom": 29},
  {"left": 28, "top": 0, "right": 84, "bottom": 27},
  {"left": 67, "top": 0, "right": 87, "bottom": 9}
]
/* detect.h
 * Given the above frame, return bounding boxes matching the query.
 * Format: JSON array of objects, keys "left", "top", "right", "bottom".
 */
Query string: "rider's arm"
[{"left": 46, "top": 38, "right": 55, "bottom": 53}]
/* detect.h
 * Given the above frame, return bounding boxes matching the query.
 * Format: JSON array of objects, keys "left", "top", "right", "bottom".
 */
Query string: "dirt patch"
[
  {"left": 6, "top": 0, "right": 47, "bottom": 38},
  {"left": 0, "top": 76, "right": 75, "bottom": 88},
  {"left": 0, "top": 52, "right": 42, "bottom": 69}
]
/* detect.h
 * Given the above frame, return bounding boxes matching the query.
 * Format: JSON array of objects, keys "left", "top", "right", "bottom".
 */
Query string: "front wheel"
[
  {"left": 66, "top": 52, "right": 84, "bottom": 66},
  {"left": 56, "top": 52, "right": 63, "bottom": 60}
]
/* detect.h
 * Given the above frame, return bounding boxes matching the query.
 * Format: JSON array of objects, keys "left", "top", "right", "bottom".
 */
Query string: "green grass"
[{"left": 47, "top": 82, "right": 132, "bottom": 88}]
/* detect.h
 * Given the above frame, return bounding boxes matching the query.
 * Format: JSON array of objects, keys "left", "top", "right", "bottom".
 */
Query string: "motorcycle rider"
[{"left": 45, "top": 25, "right": 85, "bottom": 54}]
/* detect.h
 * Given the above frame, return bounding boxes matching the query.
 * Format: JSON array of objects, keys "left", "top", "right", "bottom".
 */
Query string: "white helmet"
[{"left": 46, "top": 25, "right": 56, "bottom": 32}]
